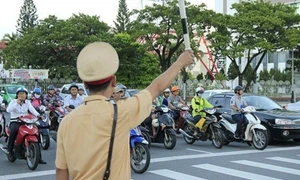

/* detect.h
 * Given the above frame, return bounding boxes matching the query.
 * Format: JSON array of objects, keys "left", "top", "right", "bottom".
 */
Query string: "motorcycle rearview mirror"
[{"left": 69, "top": 105, "right": 75, "bottom": 109}]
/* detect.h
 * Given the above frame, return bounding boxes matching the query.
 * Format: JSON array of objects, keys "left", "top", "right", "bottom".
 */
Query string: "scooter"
[
  {"left": 179, "top": 107, "right": 224, "bottom": 149},
  {"left": 1, "top": 114, "right": 41, "bottom": 170},
  {"left": 142, "top": 105, "right": 177, "bottom": 149},
  {"left": 48, "top": 101, "right": 66, "bottom": 131},
  {"left": 220, "top": 106, "right": 268, "bottom": 150},
  {"left": 130, "top": 126, "right": 150, "bottom": 174},
  {"left": 35, "top": 105, "right": 50, "bottom": 150}
]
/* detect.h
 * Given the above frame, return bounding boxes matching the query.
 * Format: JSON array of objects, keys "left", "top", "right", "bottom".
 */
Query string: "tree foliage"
[
  {"left": 259, "top": 68, "right": 291, "bottom": 82},
  {"left": 206, "top": 0, "right": 300, "bottom": 88},
  {"left": 228, "top": 62, "right": 256, "bottom": 89},
  {"left": 113, "top": 0, "right": 130, "bottom": 33},
  {"left": 4, "top": 14, "right": 111, "bottom": 79},
  {"left": 130, "top": 0, "right": 214, "bottom": 72},
  {"left": 109, "top": 33, "right": 161, "bottom": 88},
  {"left": 16, "top": 0, "right": 39, "bottom": 35}
]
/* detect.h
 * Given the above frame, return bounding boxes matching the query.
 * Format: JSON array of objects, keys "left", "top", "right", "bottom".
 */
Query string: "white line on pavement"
[
  {"left": 1, "top": 146, "right": 300, "bottom": 179},
  {"left": 186, "top": 148, "right": 212, "bottom": 154},
  {"left": 267, "top": 157, "right": 300, "bottom": 165},
  {"left": 0, "top": 170, "right": 55, "bottom": 180},
  {"left": 232, "top": 160, "right": 300, "bottom": 176},
  {"left": 151, "top": 146, "right": 300, "bottom": 163},
  {"left": 149, "top": 169, "right": 207, "bottom": 180},
  {"left": 193, "top": 164, "right": 281, "bottom": 180}
]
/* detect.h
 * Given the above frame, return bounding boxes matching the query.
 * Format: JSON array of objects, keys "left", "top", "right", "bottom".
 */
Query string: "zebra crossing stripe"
[
  {"left": 267, "top": 157, "right": 300, "bottom": 165},
  {"left": 232, "top": 160, "right": 300, "bottom": 176},
  {"left": 149, "top": 169, "right": 207, "bottom": 180},
  {"left": 193, "top": 164, "right": 281, "bottom": 180}
]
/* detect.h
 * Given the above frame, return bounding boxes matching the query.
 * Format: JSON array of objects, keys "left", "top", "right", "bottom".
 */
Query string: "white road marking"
[
  {"left": 193, "top": 164, "right": 282, "bottom": 180},
  {"left": 151, "top": 146, "right": 300, "bottom": 163},
  {"left": 233, "top": 160, "right": 300, "bottom": 176},
  {"left": 267, "top": 157, "right": 300, "bottom": 165},
  {"left": 150, "top": 169, "right": 207, "bottom": 180},
  {"left": 186, "top": 148, "right": 212, "bottom": 154},
  {"left": 0, "top": 170, "right": 55, "bottom": 180},
  {"left": 1, "top": 146, "right": 300, "bottom": 179}
]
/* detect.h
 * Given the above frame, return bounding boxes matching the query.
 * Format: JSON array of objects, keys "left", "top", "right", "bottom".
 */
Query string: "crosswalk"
[{"left": 132, "top": 155, "right": 300, "bottom": 180}]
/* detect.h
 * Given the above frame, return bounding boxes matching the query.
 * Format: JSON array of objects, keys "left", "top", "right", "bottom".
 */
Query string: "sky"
[{"left": 0, "top": 0, "right": 215, "bottom": 38}]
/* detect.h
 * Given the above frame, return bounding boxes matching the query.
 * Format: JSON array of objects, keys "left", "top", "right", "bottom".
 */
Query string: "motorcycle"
[
  {"left": 142, "top": 105, "right": 177, "bottom": 149},
  {"left": 130, "top": 126, "right": 150, "bottom": 174},
  {"left": 138, "top": 125, "right": 151, "bottom": 149},
  {"left": 35, "top": 105, "right": 50, "bottom": 150},
  {"left": 1, "top": 114, "right": 41, "bottom": 170},
  {"left": 179, "top": 107, "right": 224, "bottom": 149},
  {"left": 220, "top": 106, "right": 268, "bottom": 150},
  {"left": 0, "top": 103, "right": 6, "bottom": 138},
  {"left": 48, "top": 101, "right": 66, "bottom": 131}
]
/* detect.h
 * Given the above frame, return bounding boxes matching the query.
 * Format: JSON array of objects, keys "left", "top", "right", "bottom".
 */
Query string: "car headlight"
[{"left": 275, "top": 119, "right": 295, "bottom": 125}]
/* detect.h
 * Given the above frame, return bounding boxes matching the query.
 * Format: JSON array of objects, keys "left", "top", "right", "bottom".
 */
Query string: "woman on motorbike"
[
  {"left": 191, "top": 87, "right": 213, "bottom": 136},
  {"left": 5, "top": 87, "right": 46, "bottom": 163},
  {"left": 31, "top": 87, "right": 43, "bottom": 108}
]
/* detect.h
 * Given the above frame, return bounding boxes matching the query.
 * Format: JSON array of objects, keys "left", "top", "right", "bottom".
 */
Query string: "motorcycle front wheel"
[
  {"left": 41, "top": 134, "right": 50, "bottom": 150},
  {"left": 252, "top": 129, "right": 268, "bottom": 150},
  {"left": 183, "top": 124, "right": 195, "bottom": 144},
  {"left": 212, "top": 128, "right": 224, "bottom": 149},
  {"left": 26, "top": 142, "right": 41, "bottom": 170},
  {"left": 130, "top": 143, "right": 150, "bottom": 174},
  {"left": 164, "top": 129, "right": 176, "bottom": 149}
]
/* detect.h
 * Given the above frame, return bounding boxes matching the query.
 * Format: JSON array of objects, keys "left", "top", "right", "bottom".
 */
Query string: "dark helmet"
[
  {"left": 234, "top": 85, "right": 243, "bottom": 93},
  {"left": 69, "top": 83, "right": 79, "bottom": 91},
  {"left": 47, "top": 85, "right": 55, "bottom": 91},
  {"left": 33, "top": 87, "right": 42, "bottom": 95}
]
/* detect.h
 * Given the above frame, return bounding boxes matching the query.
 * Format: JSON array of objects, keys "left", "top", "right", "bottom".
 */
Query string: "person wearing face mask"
[
  {"left": 31, "top": 87, "right": 43, "bottom": 108},
  {"left": 191, "top": 87, "right": 213, "bottom": 136}
]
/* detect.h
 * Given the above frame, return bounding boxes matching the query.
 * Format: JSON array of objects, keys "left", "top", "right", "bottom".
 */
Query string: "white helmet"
[
  {"left": 163, "top": 88, "right": 170, "bottom": 93},
  {"left": 152, "top": 119, "right": 159, "bottom": 127},
  {"left": 196, "top": 87, "right": 204, "bottom": 94}
]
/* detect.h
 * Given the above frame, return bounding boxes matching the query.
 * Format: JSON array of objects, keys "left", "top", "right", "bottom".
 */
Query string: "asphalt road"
[{"left": 0, "top": 112, "right": 300, "bottom": 180}]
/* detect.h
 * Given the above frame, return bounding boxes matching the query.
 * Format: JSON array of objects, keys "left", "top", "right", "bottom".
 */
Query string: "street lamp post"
[{"left": 291, "top": 49, "right": 296, "bottom": 103}]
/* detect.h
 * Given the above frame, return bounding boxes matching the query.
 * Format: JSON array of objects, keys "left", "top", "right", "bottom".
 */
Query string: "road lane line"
[
  {"left": 267, "top": 157, "right": 300, "bottom": 165},
  {"left": 232, "top": 160, "right": 300, "bottom": 176},
  {"left": 151, "top": 146, "right": 300, "bottom": 163},
  {"left": 0, "top": 170, "right": 55, "bottom": 180},
  {"left": 193, "top": 164, "right": 281, "bottom": 180},
  {"left": 149, "top": 169, "right": 207, "bottom": 180},
  {"left": 186, "top": 148, "right": 212, "bottom": 154}
]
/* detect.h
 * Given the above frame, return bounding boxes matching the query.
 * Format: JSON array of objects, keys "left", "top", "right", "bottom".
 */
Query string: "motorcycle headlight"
[{"left": 275, "top": 119, "right": 295, "bottom": 125}]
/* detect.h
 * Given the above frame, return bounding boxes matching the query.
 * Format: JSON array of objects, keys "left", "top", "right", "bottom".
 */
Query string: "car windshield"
[
  {"left": 243, "top": 95, "right": 282, "bottom": 110},
  {"left": 202, "top": 92, "right": 211, "bottom": 99},
  {"left": 7, "top": 86, "right": 23, "bottom": 94}
]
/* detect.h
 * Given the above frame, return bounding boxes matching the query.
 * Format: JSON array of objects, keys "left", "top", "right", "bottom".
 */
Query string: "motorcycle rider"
[
  {"left": 55, "top": 88, "right": 63, "bottom": 101},
  {"left": 31, "top": 87, "right": 43, "bottom": 108},
  {"left": 168, "top": 86, "right": 185, "bottom": 121},
  {"left": 63, "top": 83, "right": 83, "bottom": 113},
  {"left": 43, "top": 85, "right": 61, "bottom": 123},
  {"left": 4, "top": 87, "right": 46, "bottom": 163},
  {"left": 112, "top": 86, "right": 123, "bottom": 102},
  {"left": 78, "top": 87, "right": 87, "bottom": 98},
  {"left": 161, "top": 88, "right": 170, "bottom": 106},
  {"left": 231, "top": 85, "right": 248, "bottom": 139},
  {"left": 191, "top": 87, "right": 213, "bottom": 136}
]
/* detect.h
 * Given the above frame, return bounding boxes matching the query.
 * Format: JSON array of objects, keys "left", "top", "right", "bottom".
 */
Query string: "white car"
[
  {"left": 202, "top": 89, "right": 233, "bottom": 99},
  {"left": 285, "top": 101, "right": 300, "bottom": 111},
  {"left": 60, "top": 83, "right": 89, "bottom": 99}
]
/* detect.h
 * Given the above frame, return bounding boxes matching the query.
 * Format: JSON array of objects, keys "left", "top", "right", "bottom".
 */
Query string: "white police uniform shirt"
[
  {"left": 64, "top": 94, "right": 83, "bottom": 110},
  {"left": 6, "top": 99, "right": 40, "bottom": 121}
]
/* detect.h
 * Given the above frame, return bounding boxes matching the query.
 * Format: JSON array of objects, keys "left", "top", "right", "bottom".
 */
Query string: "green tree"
[
  {"left": 4, "top": 14, "right": 111, "bottom": 79},
  {"left": 259, "top": 69, "right": 270, "bottom": 81},
  {"left": 114, "top": 0, "right": 130, "bottom": 33},
  {"left": 228, "top": 62, "right": 256, "bottom": 91},
  {"left": 206, "top": 0, "right": 300, "bottom": 88},
  {"left": 16, "top": 0, "right": 39, "bottom": 35},
  {"left": 214, "top": 68, "right": 227, "bottom": 81},
  {"left": 196, "top": 73, "right": 204, "bottom": 81},
  {"left": 109, "top": 33, "right": 161, "bottom": 88},
  {"left": 130, "top": 0, "right": 214, "bottom": 73}
]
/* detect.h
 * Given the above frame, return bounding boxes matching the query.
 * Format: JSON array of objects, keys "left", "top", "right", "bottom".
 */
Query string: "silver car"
[
  {"left": 59, "top": 83, "right": 89, "bottom": 99},
  {"left": 285, "top": 101, "right": 300, "bottom": 111}
]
